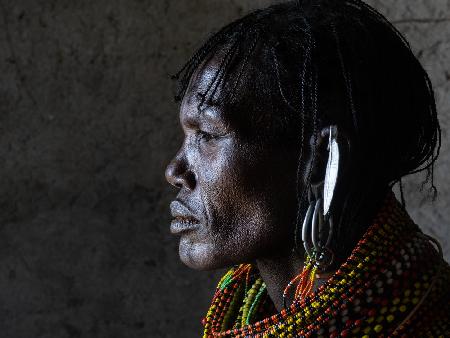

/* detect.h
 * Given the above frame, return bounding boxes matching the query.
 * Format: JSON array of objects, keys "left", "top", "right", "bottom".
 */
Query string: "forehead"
[
  {"left": 180, "top": 56, "right": 230, "bottom": 123},
  {"left": 178, "top": 47, "right": 264, "bottom": 136}
]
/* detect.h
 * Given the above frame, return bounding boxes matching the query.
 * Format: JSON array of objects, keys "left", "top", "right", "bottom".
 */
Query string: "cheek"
[
  {"left": 200, "top": 141, "right": 261, "bottom": 224},
  {"left": 198, "top": 140, "right": 297, "bottom": 261}
]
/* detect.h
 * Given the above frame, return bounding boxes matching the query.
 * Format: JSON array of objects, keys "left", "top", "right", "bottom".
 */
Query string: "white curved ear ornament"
[{"left": 323, "top": 126, "right": 339, "bottom": 216}]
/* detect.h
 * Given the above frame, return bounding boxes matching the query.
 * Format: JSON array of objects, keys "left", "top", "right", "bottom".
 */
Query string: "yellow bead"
[
  {"left": 387, "top": 315, "right": 395, "bottom": 322},
  {"left": 399, "top": 305, "right": 407, "bottom": 312},
  {"left": 374, "top": 325, "right": 383, "bottom": 333}
]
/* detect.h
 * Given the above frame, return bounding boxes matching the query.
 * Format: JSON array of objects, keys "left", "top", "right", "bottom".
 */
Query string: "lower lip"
[{"left": 170, "top": 218, "right": 200, "bottom": 234}]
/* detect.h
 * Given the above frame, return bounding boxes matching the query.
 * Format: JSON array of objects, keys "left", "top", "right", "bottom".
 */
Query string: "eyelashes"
[
  {"left": 196, "top": 130, "right": 229, "bottom": 146},
  {"left": 198, "top": 130, "right": 215, "bottom": 143}
]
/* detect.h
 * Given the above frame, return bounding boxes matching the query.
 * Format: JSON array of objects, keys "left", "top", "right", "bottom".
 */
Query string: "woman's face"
[{"left": 165, "top": 57, "right": 301, "bottom": 270}]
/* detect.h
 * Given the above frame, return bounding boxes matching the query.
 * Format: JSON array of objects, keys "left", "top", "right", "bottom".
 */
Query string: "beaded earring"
[{"left": 284, "top": 126, "right": 338, "bottom": 308}]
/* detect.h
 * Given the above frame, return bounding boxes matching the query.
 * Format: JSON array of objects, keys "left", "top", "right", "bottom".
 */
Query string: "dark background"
[{"left": 0, "top": 1, "right": 449, "bottom": 337}]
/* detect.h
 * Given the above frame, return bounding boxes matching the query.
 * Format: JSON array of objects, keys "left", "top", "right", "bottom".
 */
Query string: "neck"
[{"left": 255, "top": 250, "right": 335, "bottom": 311}]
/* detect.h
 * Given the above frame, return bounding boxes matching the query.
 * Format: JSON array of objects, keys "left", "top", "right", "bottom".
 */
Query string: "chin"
[{"left": 178, "top": 236, "right": 230, "bottom": 271}]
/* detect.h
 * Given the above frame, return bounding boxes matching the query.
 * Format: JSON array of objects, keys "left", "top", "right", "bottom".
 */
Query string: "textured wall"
[{"left": 0, "top": 1, "right": 448, "bottom": 337}]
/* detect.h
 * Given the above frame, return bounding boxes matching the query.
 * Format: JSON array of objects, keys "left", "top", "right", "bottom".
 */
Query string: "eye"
[{"left": 197, "top": 130, "right": 215, "bottom": 143}]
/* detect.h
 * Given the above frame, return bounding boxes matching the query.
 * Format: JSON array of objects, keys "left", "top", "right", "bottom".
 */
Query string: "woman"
[{"left": 165, "top": 0, "right": 450, "bottom": 336}]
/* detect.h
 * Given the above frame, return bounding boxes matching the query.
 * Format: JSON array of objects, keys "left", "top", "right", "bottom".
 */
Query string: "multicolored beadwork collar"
[{"left": 202, "top": 193, "right": 450, "bottom": 337}]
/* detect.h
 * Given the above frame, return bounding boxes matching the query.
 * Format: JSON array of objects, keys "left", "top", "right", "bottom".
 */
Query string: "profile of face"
[{"left": 165, "top": 56, "right": 303, "bottom": 271}]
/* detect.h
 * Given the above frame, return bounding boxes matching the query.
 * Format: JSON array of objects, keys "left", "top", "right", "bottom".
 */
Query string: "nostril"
[
  {"left": 182, "top": 171, "right": 196, "bottom": 191},
  {"left": 168, "top": 169, "right": 196, "bottom": 191}
]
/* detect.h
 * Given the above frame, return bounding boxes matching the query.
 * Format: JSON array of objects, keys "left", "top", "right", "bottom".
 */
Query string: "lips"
[{"left": 170, "top": 200, "right": 201, "bottom": 234}]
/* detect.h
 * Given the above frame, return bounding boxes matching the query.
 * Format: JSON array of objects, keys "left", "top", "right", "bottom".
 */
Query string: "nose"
[{"left": 165, "top": 151, "right": 196, "bottom": 191}]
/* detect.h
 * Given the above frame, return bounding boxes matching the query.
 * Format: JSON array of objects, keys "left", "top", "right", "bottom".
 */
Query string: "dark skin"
[{"left": 165, "top": 56, "right": 345, "bottom": 311}]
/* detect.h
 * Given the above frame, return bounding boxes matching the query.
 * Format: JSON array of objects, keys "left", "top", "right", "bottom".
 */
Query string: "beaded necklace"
[{"left": 202, "top": 193, "right": 450, "bottom": 337}]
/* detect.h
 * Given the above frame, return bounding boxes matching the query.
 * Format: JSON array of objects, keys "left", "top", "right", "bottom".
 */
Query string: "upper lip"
[{"left": 170, "top": 200, "right": 200, "bottom": 222}]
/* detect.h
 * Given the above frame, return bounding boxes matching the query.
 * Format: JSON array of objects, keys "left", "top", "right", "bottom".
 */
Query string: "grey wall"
[{"left": 0, "top": 1, "right": 448, "bottom": 337}]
